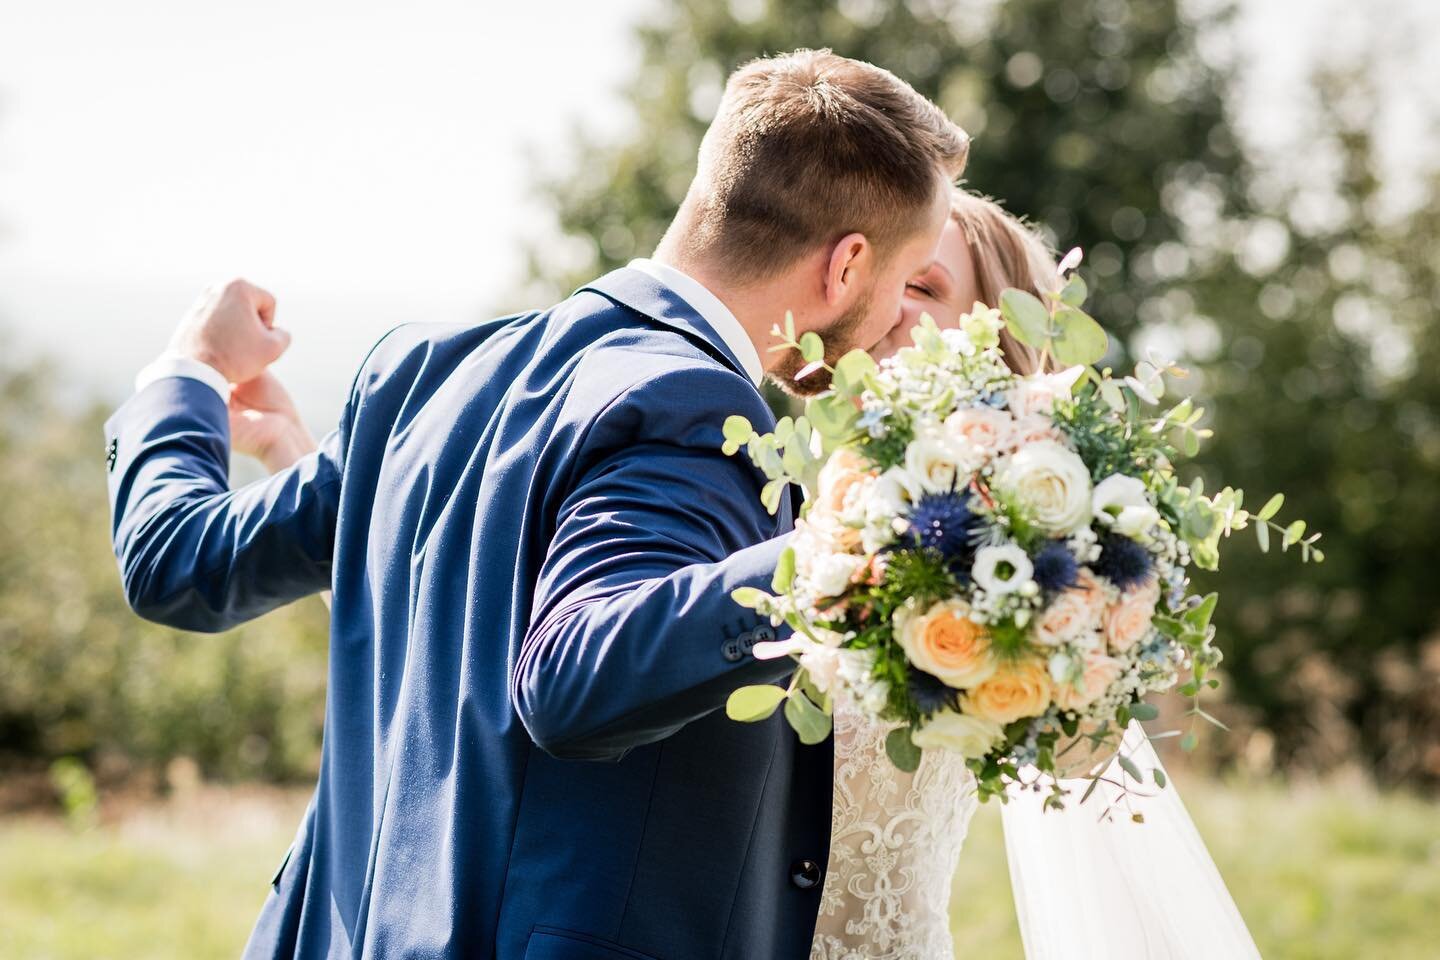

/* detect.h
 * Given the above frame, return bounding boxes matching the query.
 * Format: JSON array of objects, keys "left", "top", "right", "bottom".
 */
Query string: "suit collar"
[{"left": 577, "top": 267, "right": 760, "bottom": 387}]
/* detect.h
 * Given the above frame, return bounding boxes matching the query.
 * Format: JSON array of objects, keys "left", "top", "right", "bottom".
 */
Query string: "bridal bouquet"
[{"left": 722, "top": 252, "right": 1320, "bottom": 810}]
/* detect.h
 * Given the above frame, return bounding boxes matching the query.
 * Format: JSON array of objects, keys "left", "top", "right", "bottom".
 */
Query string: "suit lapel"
[{"left": 578, "top": 268, "right": 755, "bottom": 385}]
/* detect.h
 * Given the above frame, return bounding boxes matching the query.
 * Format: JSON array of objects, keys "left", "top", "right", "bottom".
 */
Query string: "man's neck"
[{"left": 651, "top": 246, "right": 786, "bottom": 377}]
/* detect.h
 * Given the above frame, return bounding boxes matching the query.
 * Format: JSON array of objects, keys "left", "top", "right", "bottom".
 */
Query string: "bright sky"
[
  {"left": 0, "top": 0, "right": 647, "bottom": 419},
  {"left": 1, "top": 0, "right": 1434, "bottom": 424}
]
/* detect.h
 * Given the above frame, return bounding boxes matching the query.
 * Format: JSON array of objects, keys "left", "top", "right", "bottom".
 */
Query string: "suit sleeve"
[
  {"left": 104, "top": 376, "right": 345, "bottom": 633},
  {"left": 514, "top": 364, "right": 797, "bottom": 761}
]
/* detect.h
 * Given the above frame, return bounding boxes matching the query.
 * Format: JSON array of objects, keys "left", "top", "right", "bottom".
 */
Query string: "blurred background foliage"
[{"left": 0, "top": 0, "right": 1437, "bottom": 801}]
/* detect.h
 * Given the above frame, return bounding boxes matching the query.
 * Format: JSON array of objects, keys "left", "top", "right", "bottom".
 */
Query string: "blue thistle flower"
[
  {"left": 1032, "top": 541, "right": 1079, "bottom": 593},
  {"left": 907, "top": 491, "right": 978, "bottom": 566},
  {"left": 1093, "top": 533, "right": 1153, "bottom": 591},
  {"left": 908, "top": 667, "right": 962, "bottom": 716}
]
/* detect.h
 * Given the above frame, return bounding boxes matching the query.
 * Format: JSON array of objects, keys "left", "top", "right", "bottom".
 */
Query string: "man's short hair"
[{"left": 681, "top": 49, "right": 969, "bottom": 281}]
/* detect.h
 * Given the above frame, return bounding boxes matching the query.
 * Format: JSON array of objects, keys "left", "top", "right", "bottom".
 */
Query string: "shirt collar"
[{"left": 626, "top": 258, "right": 764, "bottom": 387}]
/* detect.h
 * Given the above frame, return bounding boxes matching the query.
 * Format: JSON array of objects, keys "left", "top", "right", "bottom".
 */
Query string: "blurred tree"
[
  {"left": 1190, "top": 66, "right": 1440, "bottom": 788},
  {"left": 0, "top": 340, "right": 330, "bottom": 786},
  {"left": 522, "top": 0, "right": 1247, "bottom": 356}
]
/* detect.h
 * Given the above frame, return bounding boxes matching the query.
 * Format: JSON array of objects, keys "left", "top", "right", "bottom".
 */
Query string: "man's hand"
[
  {"left": 229, "top": 370, "right": 317, "bottom": 473},
  {"left": 168, "top": 278, "right": 290, "bottom": 384}
]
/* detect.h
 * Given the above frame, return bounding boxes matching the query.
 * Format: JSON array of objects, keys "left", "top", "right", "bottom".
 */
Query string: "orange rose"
[
  {"left": 897, "top": 598, "right": 996, "bottom": 689},
  {"left": 965, "top": 657, "right": 1053, "bottom": 725}
]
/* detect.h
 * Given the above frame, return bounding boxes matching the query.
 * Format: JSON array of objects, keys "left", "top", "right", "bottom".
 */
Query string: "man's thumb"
[{"left": 266, "top": 325, "right": 293, "bottom": 361}]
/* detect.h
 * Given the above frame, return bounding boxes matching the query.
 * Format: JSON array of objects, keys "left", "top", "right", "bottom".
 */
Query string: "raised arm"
[
  {"left": 514, "top": 363, "right": 796, "bottom": 762},
  {"left": 105, "top": 278, "right": 343, "bottom": 632}
]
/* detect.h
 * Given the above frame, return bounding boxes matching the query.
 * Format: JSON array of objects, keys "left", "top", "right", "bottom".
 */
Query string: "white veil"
[{"left": 1000, "top": 721, "right": 1261, "bottom": 959}]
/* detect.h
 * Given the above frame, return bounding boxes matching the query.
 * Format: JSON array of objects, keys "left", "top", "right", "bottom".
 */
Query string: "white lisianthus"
[
  {"left": 1004, "top": 365, "right": 1086, "bottom": 417},
  {"left": 903, "top": 426, "right": 975, "bottom": 493},
  {"left": 1091, "top": 474, "right": 1161, "bottom": 539},
  {"left": 799, "top": 645, "right": 843, "bottom": 695},
  {"left": 912, "top": 710, "right": 1004, "bottom": 759},
  {"left": 994, "top": 440, "right": 1093, "bottom": 535},
  {"left": 972, "top": 544, "right": 1035, "bottom": 596}
]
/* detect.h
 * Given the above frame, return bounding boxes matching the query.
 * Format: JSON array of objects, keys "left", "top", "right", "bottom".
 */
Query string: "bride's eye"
[{"left": 906, "top": 282, "right": 933, "bottom": 298}]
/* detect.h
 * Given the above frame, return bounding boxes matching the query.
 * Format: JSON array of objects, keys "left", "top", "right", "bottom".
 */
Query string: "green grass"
[{"left": 1, "top": 776, "right": 1437, "bottom": 958}]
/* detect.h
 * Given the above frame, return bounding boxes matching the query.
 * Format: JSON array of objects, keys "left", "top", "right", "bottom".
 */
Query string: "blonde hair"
[
  {"left": 948, "top": 191, "right": 1060, "bottom": 375},
  {"left": 678, "top": 49, "right": 970, "bottom": 283}
]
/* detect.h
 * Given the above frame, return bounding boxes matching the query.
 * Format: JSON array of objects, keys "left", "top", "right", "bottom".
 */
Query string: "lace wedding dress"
[
  {"left": 809, "top": 707, "right": 1263, "bottom": 960},
  {"left": 810, "top": 700, "right": 978, "bottom": 960}
]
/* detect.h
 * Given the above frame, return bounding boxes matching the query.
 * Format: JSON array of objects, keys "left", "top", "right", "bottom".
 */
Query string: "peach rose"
[
  {"left": 1010, "top": 414, "right": 1064, "bottom": 449},
  {"left": 897, "top": 598, "right": 997, "bottom": 689},
  {"left": 1053, "top": 652, "right": 1124, "bottom": 711},
  {"left": 964, "top": 658, "right": 1053, "bottom": 725},
  {"left": 944, "top": 407, "right": 1015, "bottom": 460},
  {"left": 817, "top": 448, "right": 878, "bottom": 517},
  {"left": 1032, "top": 589, "right": 1102, "bottom": 647},
  {"left": 1071, "top": 569, "right": 1113, "bottom": 620},
  {"left": 1104, "top": 580, "right": 1160, "bottom": 652}
]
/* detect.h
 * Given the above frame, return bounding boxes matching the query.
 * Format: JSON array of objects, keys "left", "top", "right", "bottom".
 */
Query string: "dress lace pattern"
[{"left": 810, "top": 700, "right": 979, "bottom": 960}]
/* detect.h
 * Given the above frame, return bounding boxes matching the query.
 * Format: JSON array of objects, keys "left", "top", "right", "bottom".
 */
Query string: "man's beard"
[{"left": 769, "top": 288, "right": 875, "bottom": 397}]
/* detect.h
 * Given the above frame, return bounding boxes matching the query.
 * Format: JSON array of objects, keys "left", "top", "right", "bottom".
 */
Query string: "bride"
[
  {"left": 226, "top": 190, "right": 1262, "bottom": 960},
  {"left": 813, "top": 191, "right": 1262, "bottom": 960}
]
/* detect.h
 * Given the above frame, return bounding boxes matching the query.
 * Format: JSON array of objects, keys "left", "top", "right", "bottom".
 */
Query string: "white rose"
[
  {"left": 861, "top": 468, "right": 913, "bottom": 552},
  {"left": 1091, "top": 474, "right": 1160, "bottom": 539},
  {"left": 972, "top": 544, "right": 1034, "bottom": 596},
  {"left": 903, "top": 427, "right": 975, "bottom": 494},
  {"left": 806, "top": 551, "right": 867, "bottom": 599},
  {"left": 912, "top": 710, "right": 1005, "bottom": 759},
  {"left": 995, "top": 440, "right": 1093, "bottom": 536}
]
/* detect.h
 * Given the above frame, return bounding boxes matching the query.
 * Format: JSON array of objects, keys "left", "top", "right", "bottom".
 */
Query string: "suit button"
[
  {"left": 790, "top": 859, "right": 823, "bottom": 890},
  {"left": 737, "top": 629, "right": 755, "bottom": 655},
  {"left": 721, "top": 637, "right": 744, "bottom": 662},
  {"left": 752, "top": 625, "right": 776, "bottom": 644}
]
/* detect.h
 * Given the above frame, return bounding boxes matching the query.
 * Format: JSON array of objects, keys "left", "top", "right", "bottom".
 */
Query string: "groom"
[{"left": 105, "top": 50, "right": 967, "bottom": 959}]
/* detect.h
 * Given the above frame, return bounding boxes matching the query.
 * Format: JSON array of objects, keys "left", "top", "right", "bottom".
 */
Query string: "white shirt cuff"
[{"left": 134, "top": 353, "right": 231, "bottom": 403}]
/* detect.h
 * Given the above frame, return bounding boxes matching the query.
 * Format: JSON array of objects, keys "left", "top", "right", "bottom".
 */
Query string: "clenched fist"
[{"left": 168, "top": 278, "right": 290, "bottom": 384}]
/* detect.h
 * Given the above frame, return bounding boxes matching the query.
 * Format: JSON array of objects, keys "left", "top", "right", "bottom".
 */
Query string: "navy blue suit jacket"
[{"left": 104, "top": 269, "right": 833, "bottom": 959}]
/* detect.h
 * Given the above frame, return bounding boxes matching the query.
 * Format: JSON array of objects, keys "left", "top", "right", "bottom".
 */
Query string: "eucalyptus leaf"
[
  {"left": 1049, "top": 306, "right": 1110, "bottom": 367},
  {"left": 725, "top": 684, "right": 787, "bottom": 722},
  {"left": 730, "top": 586, "right": 769, "bottom": 609},
  {"left": 760, "top": 478, "right": 786, "bottom": 515},
  {"left": 999, "top": 288, "right": 1051, "bottom": 349},
  {"left": 1060, "top": 272, "right": 1088, "bottom": 307},
  {"left": 1154, "top": 768, "right": 1168, "bottom": 788},
  {"left": 772, "top": 545, "right": 796, "bottom": 593},
  {"left": 1257, "top": 493, "right": 1285, "bottom": 521},
  {"left": 1129, "top": 701, "right": 1159, "bottom": 722},
  {"left": 1117, "top": 754, "right": 1142, "bottom": 781},
  {"left": 785, "top": 690, "right": 833, "bottom": 745},
  {"left": 1256, "top": 521, "right": 1270, "bottom": 553},
  {"left": 833, "top": 349, "right": 877, "bottom": 394},
  {"left": 799, "top": 331, "right": 825, "bottom": 363},
  {"left": 885, "top": 727, "right": 922, "bottom": 772}
]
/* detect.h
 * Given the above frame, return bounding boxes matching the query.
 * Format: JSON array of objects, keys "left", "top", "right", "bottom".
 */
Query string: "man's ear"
[{"left": 824, "top": 232, "right": 871, "bottom": 307}]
